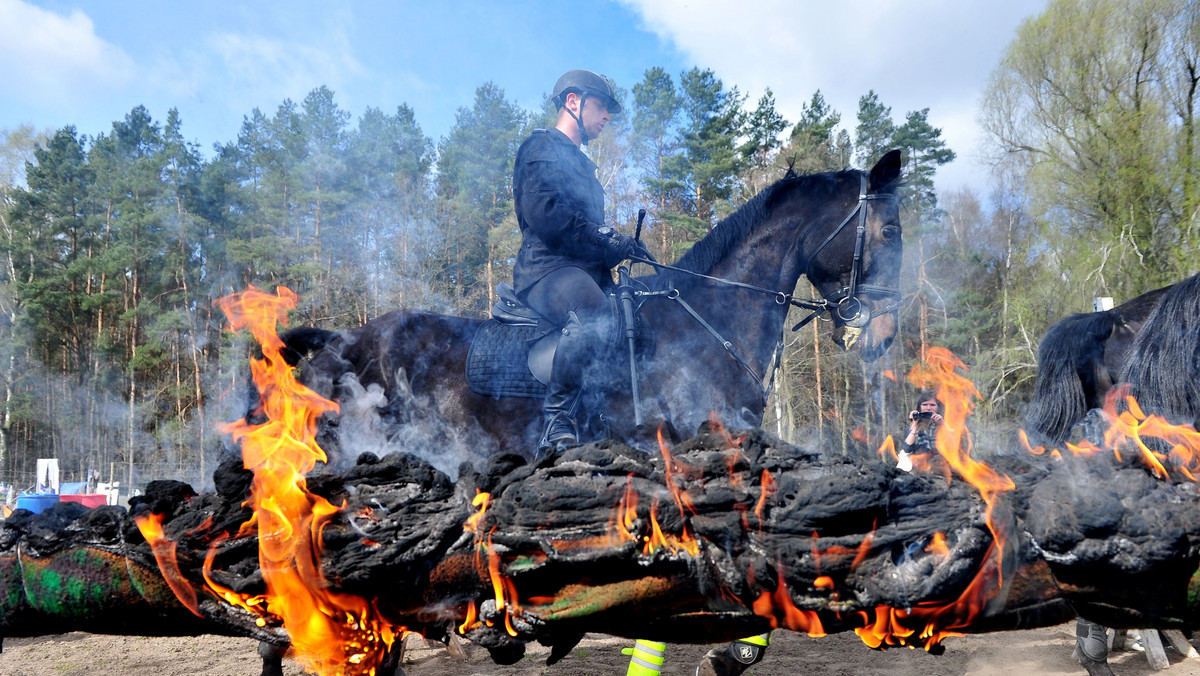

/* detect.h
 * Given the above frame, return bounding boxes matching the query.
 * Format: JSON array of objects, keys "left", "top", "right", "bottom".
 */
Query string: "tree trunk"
[{"left": 7, "top": 427, "right": 1200, "bottom": 670}]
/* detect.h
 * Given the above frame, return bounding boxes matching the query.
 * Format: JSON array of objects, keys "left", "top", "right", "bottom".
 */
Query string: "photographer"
[{"left": 897, "top": 389, "right": 944, "bottom": 472}]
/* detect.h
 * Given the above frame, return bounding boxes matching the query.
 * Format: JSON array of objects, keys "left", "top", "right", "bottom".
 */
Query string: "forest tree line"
[{"left": 0, "top": 0, "right": 1195, "bottom": 494}]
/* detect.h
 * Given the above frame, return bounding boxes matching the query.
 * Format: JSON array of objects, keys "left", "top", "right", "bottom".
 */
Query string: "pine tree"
[
  {"left": 435, "top": 82, "right": 529, "bottom": 310},
  {"left": 854, "top": 90, "right": 896, "bottom": 168},
  {"left": 892, "top": 108, "right": 956, "bottom": 216},
  {"left": 786, "top": 90, "right": 846, "bottom": 174}
]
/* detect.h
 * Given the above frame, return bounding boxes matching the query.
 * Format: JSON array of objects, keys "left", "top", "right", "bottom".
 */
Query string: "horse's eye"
[{"left": 881, "top": 225, "right": 900, "bottom": 241}]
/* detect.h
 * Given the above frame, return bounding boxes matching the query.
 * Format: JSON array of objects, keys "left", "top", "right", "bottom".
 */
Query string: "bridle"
[
  {"left": 796, "top": 172, "right": 901, "bottom": 329},
  {"left": 623, "top": 171, "right": 902, "bottom": 403},
  {"left": 630, "top": 173, "right": 901, "bottom": 330}
]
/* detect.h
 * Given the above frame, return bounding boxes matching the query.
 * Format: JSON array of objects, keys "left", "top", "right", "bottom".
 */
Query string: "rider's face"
[{"left": 580, "top": 96, "right": 610, "bottom": 140}]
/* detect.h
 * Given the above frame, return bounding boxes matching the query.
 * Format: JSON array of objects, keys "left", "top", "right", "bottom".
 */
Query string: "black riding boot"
[{"left": 537, "top": 312, "right": 588, "bottom": 459}]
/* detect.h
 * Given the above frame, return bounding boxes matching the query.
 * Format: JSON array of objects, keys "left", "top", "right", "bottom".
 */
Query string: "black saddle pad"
[{"left": 466, "top": 320, "right": 550, "bottom": 399}]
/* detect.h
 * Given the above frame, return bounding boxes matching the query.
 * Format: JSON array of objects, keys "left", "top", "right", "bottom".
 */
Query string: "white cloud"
[
  {"left": 618, "top": 0, "right": 1047, "bottom": 194},
  {"left": 0, "top": 0, "right": 135, "bottom": 104},
  {"left": 205, "top": 29, "right": 368, "bottom": 115}
]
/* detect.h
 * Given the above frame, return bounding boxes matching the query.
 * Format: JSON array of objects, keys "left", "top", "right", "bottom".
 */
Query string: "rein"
[{"left": 623, "top": 173, "right": 901, "bottom": 403}]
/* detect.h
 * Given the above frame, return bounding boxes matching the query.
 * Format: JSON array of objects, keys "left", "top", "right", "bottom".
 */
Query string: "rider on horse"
[{"left": 512, "top": 68, "right": 656, "bottom": 456}]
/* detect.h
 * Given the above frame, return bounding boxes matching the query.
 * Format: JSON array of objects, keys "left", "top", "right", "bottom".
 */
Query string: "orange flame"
[
  {"left": 1019, "top": 384, "right": 1200, "bottom": 482},
  {"left": 751, "top": 568, "right": 826, "bottom": 637},
  {"left": 707, "top": 412, "right": 747, "bottom": 448},
  {"left": 927, "top": 533, "right": 950, "bottom": 558},
  {"left": 483, "top": 530, "right": 521, "bottom": 637},
  {"left": 847, "top": 347, "right": 1017, "bottom": 650},
  {"left": 135, "top": 512, "right": 201, "bottom": 617},
  {"left": 754, "top": 470, "right": 776, "bottom": 523},
  {"left": 652, "top": 429, "right": 700, "bottom": 556},
  {"left": 851, "top": 426, "right": 868, "bottom": 444},
  {"left": 206, "top": 286, "right": 401, "bottom": 675},
  {"left": 877, "top": 435, "right": 897, "bottom": 462},
  {"left": 850, "top": 526, "right": 876, "bottom": 571}
]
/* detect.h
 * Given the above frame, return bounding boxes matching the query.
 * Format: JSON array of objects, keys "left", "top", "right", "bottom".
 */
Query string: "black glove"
[
  {"left": 596, "top": 227, "right": 657, "bottom": 265},
  {"left": 629, "top": 238, "right": 658, "bottom": 266}
]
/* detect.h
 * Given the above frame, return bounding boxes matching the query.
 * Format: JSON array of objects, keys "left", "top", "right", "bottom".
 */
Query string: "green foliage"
[
  {"left": 892, "top": 108, "right": 956, "bottom": 216},
  {"left": 0, "top": 55, "right": 1092, "bottom": 488},
  {"left": 435, "top": 82, "right": 528, "bottom": 308},
  {"left": 786, "top": 90, "right": 847, "bottom": 174},
  {"left": 854, "top": 91, "right": 896, "bottom": 169},
  {"left": 981, "top": 0, "right": 1196, "bottom": 300}
]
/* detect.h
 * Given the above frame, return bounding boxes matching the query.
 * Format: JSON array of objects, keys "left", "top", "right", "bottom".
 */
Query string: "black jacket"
[{"left": 512, "top": 128, "right": 618, "bottom": 296}]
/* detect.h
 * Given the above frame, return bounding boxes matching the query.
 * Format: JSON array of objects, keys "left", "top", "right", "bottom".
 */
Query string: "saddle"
[{"left": 465, "top": 283, "right": 652, "bottom": 399}]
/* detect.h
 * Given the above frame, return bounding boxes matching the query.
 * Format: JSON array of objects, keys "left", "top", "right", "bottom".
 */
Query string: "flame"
[
  {"left": 135, "top": 512, "right": 201, "bottom": 617},
  {"left": 855, "top": 606, "right": 921, "bottom": 649},
  {"left": 707, "top": 412, "right": 747, "bottom": 448},
  {"left": 1018, "top": 384, "right": 1200, "bottom": 483},
  {"left": 726, "top": 450, "right": 744, "bottom": 487},
  {"left": 850, "top": 526, "right": 876, "bottom": 571},
  {"left": 484, "top": 530, "right": 521, "bottom": 637},
  {"left": 927, "top": 533, "right": 950, "bottom": 558},
  {"left": 882, "top": 369, "right": 897, "bottom": 383},
  {"left": 458, "top": 601, "right": 478, "bottom": 634},
  {"left": 465, "top": 490, "right": 525, "bottom": 637},
  {"left": 614, "top": 476, "right": 641, "bottom": 544},
  {"left": 754, "top": 470, "right": 776, "bottom": 523},
  {"left": 877, "top": 435, "right": 898, "bottom": 462},
  {"left": 847, "top": 347, "right": 1017, "bottom": 651},
  {"left": 751, "top": 568, "right": 826, "bottom": 636},
  {"left": 652, "top": 429, "right": 700, "bottom": 556},
  {"left": 204, "top": 286, "right": 401, "bottom": 675}
]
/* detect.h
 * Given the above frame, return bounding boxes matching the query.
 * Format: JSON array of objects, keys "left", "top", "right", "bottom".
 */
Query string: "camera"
[{"left": 911, "top": 410, "right": 933, "bottom": 421}]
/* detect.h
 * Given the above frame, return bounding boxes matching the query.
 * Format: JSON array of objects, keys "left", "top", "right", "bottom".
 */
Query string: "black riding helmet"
[
  {"left": 552, "top": 69, "right": 622, "bottom": 114},
  {"left": 552, "top": 69, "right": 620, "bottom": 145}
]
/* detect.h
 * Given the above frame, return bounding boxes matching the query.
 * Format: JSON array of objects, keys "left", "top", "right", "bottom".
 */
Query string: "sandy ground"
[{"left": 2, "top": 624, "right": 1200, "bottom": 676}]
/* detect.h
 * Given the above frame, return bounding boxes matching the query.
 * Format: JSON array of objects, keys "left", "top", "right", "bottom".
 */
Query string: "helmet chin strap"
[{"left": 566, "top": 92, "right": 591, "bottom": 145}]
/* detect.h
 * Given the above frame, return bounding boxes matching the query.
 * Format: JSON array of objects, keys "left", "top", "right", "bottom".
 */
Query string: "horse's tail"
[
  {"left": 1022, "top": 310, "right": 1119, "bottom": 443},
  {"left": 1118, "top": 272, "right": 1200, "bottom": 426}
]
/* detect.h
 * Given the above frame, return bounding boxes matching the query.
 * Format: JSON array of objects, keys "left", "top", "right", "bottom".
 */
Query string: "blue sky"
[{"left": 1, "top": 0, "right": 1048, "bottom": 195}]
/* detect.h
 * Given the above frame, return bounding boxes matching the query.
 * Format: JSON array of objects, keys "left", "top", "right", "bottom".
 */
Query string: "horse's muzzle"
[{"left": 832, "top": 306, "right": 896, "bottom": 362}]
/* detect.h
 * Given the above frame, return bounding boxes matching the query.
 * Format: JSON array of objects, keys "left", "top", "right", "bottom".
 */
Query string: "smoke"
[{"left": 318, "top": 370, "right": 497, "bottom": 481}]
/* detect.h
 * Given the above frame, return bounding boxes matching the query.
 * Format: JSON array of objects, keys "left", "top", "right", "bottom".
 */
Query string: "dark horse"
[
  {"left": 1022, "top": 274, "right": 1200, "bottom": 676},
  {"left": 283, "top": 151, "right": 903, "bottom": 469},
  {"left": 1116, "top": 272, "right": 1200, "bottom": 427},
  {"left": 1022, "top": 283, "right": 1176, "bottom": 444}
]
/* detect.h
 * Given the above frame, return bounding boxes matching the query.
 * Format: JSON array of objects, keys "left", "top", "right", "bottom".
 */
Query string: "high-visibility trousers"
[{"left": 623, "top": 639, "right": 667, "bottom": 675}]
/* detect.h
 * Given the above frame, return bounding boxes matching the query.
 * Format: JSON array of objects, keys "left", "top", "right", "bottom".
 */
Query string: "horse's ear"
[
  {"left": 868, "top": 149, "right": 903, "bottom": 190},
  {"left": 781, "top": 155, "right": 799, "bottom": 179}
]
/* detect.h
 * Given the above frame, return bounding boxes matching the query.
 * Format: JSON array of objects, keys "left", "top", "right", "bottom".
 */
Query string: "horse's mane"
[
  {"left": 1118, "top": 272, "right": 1200, "bottom": 426},
  {"left": 642, "top": 167, "right": 885, "bottom": 291},
  {"left": 1022, "top": 310, "right": 1119, "bottom": 444}
]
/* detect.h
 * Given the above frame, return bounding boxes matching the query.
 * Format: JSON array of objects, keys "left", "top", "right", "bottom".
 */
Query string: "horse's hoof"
[{"left": 1078, "top": 658, "right": 1116, "bottom": 676}]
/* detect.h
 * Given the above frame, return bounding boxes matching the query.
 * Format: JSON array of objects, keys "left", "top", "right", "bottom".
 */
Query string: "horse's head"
[{"left": 804, "top": 149, "right": 903, "bottom": 362}]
